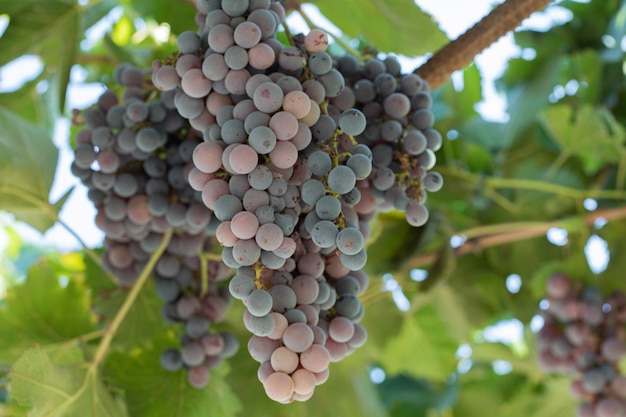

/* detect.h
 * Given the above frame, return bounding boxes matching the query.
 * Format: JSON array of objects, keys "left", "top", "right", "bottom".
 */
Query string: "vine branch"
[
  {"left": 415, "top": 0, "right": 555, "bottom": 89},
  {"left": 408, "top": 205, "right": 626, "bottom": 269}
]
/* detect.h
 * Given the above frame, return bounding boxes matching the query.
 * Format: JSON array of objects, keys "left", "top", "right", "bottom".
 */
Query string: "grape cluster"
[
  {"left": 71, "top": 63, "right": 238, "bottom": 388},
  {"left": 334, "top": 54, "right": 443, "bottom": 227},
  {"left": 537, "top": 273, "right": 626, "bottom": 417},
  {"left": 72, "top": 0, "right": 444, "bottom": 402}
]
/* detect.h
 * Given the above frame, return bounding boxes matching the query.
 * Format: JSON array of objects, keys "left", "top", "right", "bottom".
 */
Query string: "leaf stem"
[
  {"left": 415, "top": 0, "right": 555, "bottom": 89},
  {"left": 90, "top": 229, "right": 173, "bottom": 368}
]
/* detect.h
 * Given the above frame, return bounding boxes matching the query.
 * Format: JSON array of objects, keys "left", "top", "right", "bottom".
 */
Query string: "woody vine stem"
[{"left": 415, "top": 0, "right": 555, "bottom": 89}]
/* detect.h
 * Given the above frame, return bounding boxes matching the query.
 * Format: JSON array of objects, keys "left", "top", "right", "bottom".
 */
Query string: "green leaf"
[
  {"left": 309, "top": 0, "right": 448, "bottom": 55},
  {"left": 505, "top": 56, "right": 563, "bottom": 146},
  {"left": 129, "top": 0, "right": 197, "bottom": 35},
  {"left": 93, "top": 283, "right": 172, "bottom": 349},
  {"left": 380, "top": 304, "right": 458, "bottom": 381},
  {"left": 0, "top": 260, "right": 96, "bottom": 363},
  {"left": 10, "top": 347, "right": 128, "bottom": 417},
  {"left": 0, "top": 106, "right": 59, "bottom": 232},
  {"left": 376, "top": 374, "right": 459, "bottom": 417},
  {"left": 541, "top": 104, "right": 626, "bottom": 174},
  {"left": 104, "top": 333, "right": 242, "bottom": 417}
]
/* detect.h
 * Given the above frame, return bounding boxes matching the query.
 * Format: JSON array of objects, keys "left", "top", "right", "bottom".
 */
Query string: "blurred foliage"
[{"left": 1, "top": 0, "right": 626, "bottom": 416}]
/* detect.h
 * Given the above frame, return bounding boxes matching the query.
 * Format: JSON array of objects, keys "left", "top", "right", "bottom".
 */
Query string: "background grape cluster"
[
  {"left": 538, "top": 273, "right": 626, "bottom": 417},
  {"left": 71, "top": 0, "right": 443, "bottom": 403}
]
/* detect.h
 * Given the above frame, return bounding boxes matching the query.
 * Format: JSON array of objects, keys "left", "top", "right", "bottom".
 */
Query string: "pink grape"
[
  {"left": 269, "top": 111, "right": 299, "bottom": 140},
  {"left": 299, "top": 344, "right": 330, "bottom": 373},
  {"left": 290, "top": 275, "right": 319, "bottom": 305},
  {"left": 282, "top": 90, "right": 311, "bottom": 119},
  {"left": 216, "top": 221, "right": 239, "bottom": 247},
  {"left": 269, "top": 141, "right": 298, "bottom": 169},
  {"left": 208, "top": 24, "right": 235, "bottom": 53},
  {"left": 291, "top": 368, "right": 317, "bottom": 395},
  {"left": 255, "top": 223, "right": 284, "bottom": 251},
  {"left": 248, "top": 42, "right": 276, "bottom": 70},
  {"left": 228, "top": 144, "right": 258, "bottom": 174},
  {"left": 248, "top": 335, "right": 281, "bottom": 363},
  {"left": 283, "top": 322, "right": 314, "bottom": 353},
  {"left": 304, "top": 29, "right": 329, "bottom": 52},
  {"left": 193, "top": 141, "right": 223, "bottom": 173},
  {"left": 267, "top": 312, "right": 289, "bottom": 340},
  {"left": 329, "top": 316, "right": 355, "bottom": 343},
  {"left": 270, "top": 346, "right": 299, "bottom": 374},
  {"left": 263, "top": 372, "right": 295, "bottom": 403},
  {"left": 187, "top": 366, "right": 211, "bottom": 388},
  {"left": 181, "top": 68, "right": 212, "bottom": 98},
  {"left": 234, "top": 21, "right": 262, "bottom": 48},
  {"left": 230, "top": 211, "right": 260, "bottom": 240},
  {"left": 201, "top": 179, "right": 230, "bottom": 209}
]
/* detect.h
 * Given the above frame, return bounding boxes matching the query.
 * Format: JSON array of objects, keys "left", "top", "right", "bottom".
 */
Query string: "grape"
[
  {"left": 243, "top": 189, "right": 270, "bottom": 212},
  {"left": 181, "top": 69, "right": 212, "bottom": 98},
  {"left": 248, "top": 42, "right": 276, "bottom": 70},
  {"left": 182, "top": 342, "right": 206, "bottom": 367},
  {"left": 188, "top": 366, "right": 211, "bottom": 388},
  {"left": 229, "top": 272, "right": 256, "bottom": 300},
  {"left": 160, "top": 348, "right": 183, "bottom": 371},
  {"left": 232, "top": 238, "right": 262, "bottom": 266},
  {"left": 246, "top": 289, "right": 273, "bottom": 317},
  {"left": 596, "top": 397, "right": 625, "bottom": 417},
  {"left": 583, "top": 368, "right": 608, "bottom": 393},
  {"left": 338, "top": 109, "right": 366, "bottom": 136},
  {"left": 186, "top": 316, "right": 210, "bottom": 338},
  {"left": 406, "top": 203, "right": 429, "bottom": 227},
  {"left": 315, "top": 195, "right": 341, "bottom": 220},
  {"left": 255, "top": 223, "right": 284, "bottom": 251},
  {"left": 329, "top": 316, "right": 355, "bottom": 343},
  {"left": 290, "top": 275, "right": 319, "bottom": 305},
  {"left": 281, "top": 322, "right": 314, "bottom": 353},
  {"left": 300, "top": 344, "right": 330, "bottom": 373},
  {"left": 304, "top": 29, "right": 329, "bottom": 52},
  {"left": 278, "top": 46, "right": 305, "bottom": 72},
  {"left": 269, "top": 141, "right": 298, "bottom": 169},
  {"left": 269, "top": 111, "right": 299, "bottom": 141},
  {"left": 308, "top": 51, "right": 333, "bottom": 76},
  {"left": 424, "top": 171, "right": 444, "bottom": 192},
  {"left": 307, "top": 151, "right": 332, "bottom": 176},
  {"left": 292, "top": 368, "right": 317, "bottom": 395},
  {"left": 327, "top": 166, "right": 356, "bottom": 195},
  {"left": 602, "top": 338, "right": 626, "bottom": 362},
  {"left": 230, "top": 211, "right": 259, "bottom": 239},
  {"left": 248, "top": 335, "right": 281, "bottom": 363},
  {"left": 233, "top": 21, "right": 262, "bottom": 48},
  {"left": 263, "top": 372, "right": 295, "bottom": 402},
  {"left": 546, "top": 273, "right": 571, "bottom": 298},
  {"left": 246, "top": 313, "right": 276, "bottom": 336},
  {"left": 253, "top": 82, "right": 284, "bottom": 113},
  {"left": 271, "top": 346, "right": 299, "bottom": 374},
  {"left": 208, "top": 24, "right": 235, "bottom": 53},
  {"left": 336, "top": 227, "right": 365, "bottom": 256},
  {"left": 311, "top": 220, "right": 339, "bottom": 248}
]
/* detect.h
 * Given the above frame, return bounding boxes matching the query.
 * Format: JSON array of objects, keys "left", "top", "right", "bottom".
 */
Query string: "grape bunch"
[
  {"left": 71, "top": 63, "right": 238, "bottom": 388},
  {"left": 333, "top": 54, "right": 443, "bottom": 227},
  {"left": 537, "top": 273, "right": 626, "bottom": 417}
]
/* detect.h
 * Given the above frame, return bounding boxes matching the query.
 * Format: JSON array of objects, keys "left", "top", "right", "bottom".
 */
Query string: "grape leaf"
[
  {"left": 0, "top": 260, "right": 96, "bottom": 364},
  {"left": 541, "top": 104, "right": 626, "bottom": 174},
  {"left": 0, "top": 106, "right": 61, "bottom": 232},
  {"left": 9, "top": 347, "right": 128, "bottom": 417},
  {"left": 130, "top": 0, "right": 197, "bottom": 35},
  {"left": 380, "top": 303, "right": 458, "bottom": 381},
  {"left": 92, "top": 283, "right": 172, "bottom": 349},
  {"left": 310, "top": 0, "right": 448, "bottom": 55},
  {"left": 103, "top": 333, "right": 242, "bottom": 417}
]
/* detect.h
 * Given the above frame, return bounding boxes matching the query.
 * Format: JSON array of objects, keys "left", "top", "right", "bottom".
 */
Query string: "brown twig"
[
  {"left": 407, "top": 205, "right": 626, "bottom": 269},
  {"left": 415, "top": 0, "right": 555, "bottom": 89}
]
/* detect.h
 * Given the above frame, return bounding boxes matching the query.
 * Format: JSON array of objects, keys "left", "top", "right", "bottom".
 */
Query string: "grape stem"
[
  {"left": 406, "top": 205, "right": 626, "bottom": 269},
  {"left": 414, "top": 0, "right": 555, "bottom": 89},
  {"left": 90, "top": 229, "right": 173, "bottom": 368}
]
